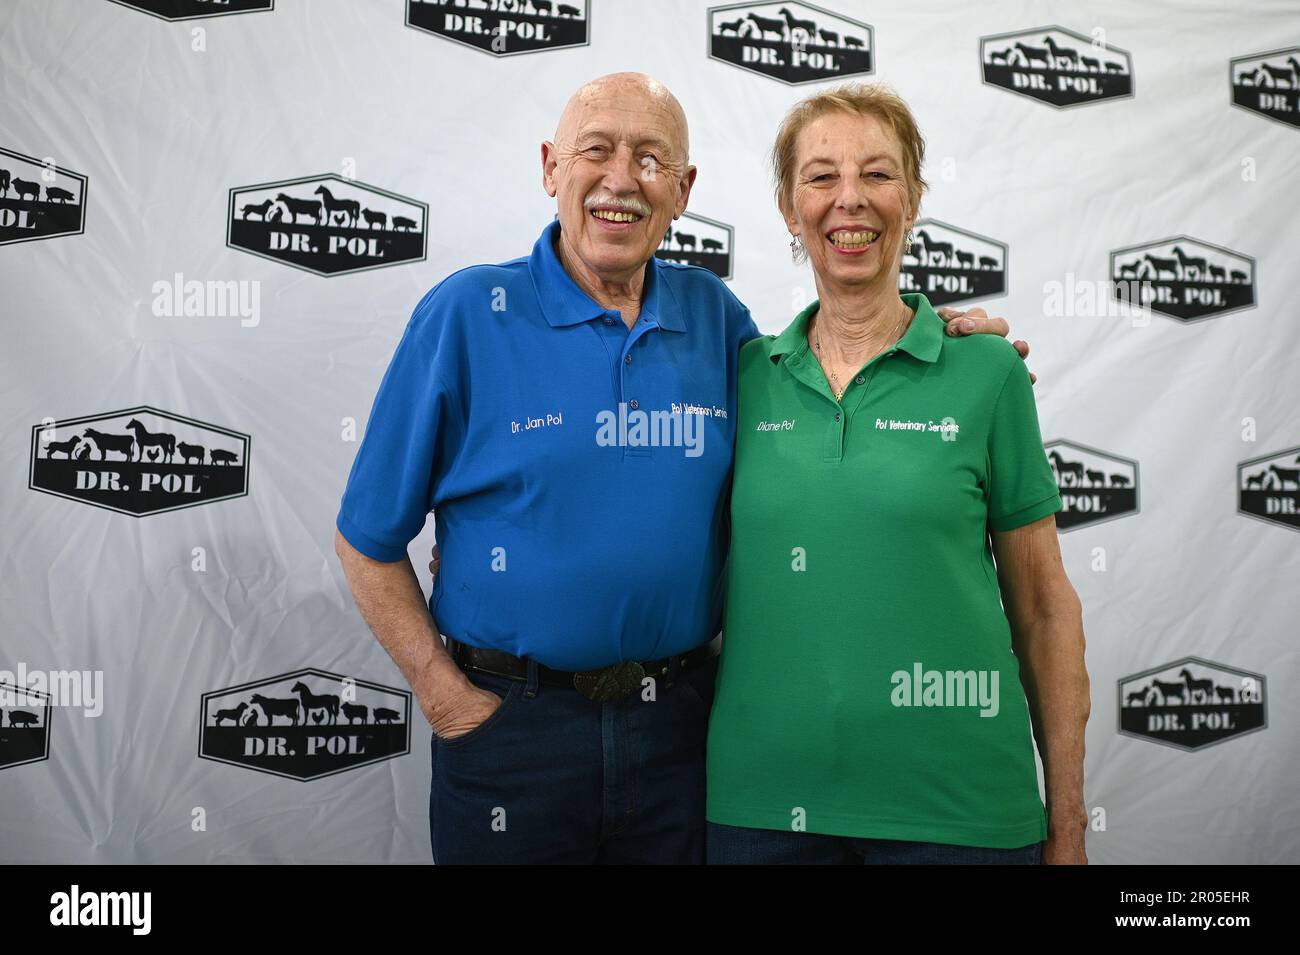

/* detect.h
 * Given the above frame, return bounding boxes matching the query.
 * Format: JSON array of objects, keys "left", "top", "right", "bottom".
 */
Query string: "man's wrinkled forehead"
[{"left": 556, "top": 80, "right": 689, "bottom": 158}]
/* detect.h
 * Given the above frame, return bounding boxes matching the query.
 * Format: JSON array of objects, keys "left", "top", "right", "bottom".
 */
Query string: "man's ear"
[
  {"left": 675, "top": 164, "right": 698, "bottom": 217},
  {"left": 541, "top": 141, "right": 558, "bottom": 198}
]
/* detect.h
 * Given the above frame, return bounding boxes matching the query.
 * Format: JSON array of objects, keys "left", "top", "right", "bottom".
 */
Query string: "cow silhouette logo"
[
  {"left": 0, "top": 147, "right": 87, "bottom": 247},
  {"left": 1109, "top": 236, "right": 1255, "bottom": 323},
  {"left": 29, "top": 407, "right": 250, "bottom": 516},
  {"left": 980, "top": 26, "right": 1133, "bottom": 109},
  {"left": 655, "top": 212, "right": 734, "bottom": 280},
  {"left": 406, "top": 0, "right": 589, "bottom": 57},
  {"left": 227, "top": 174, "right": 428, "bottom": 277},
  {"left": 0, "top": 681, "right": 52, "bottom": 772},
  {"left": 1230, "top": 47, "right": 1300, "bottom": 130},
  {"left": 1119, "top": 658, "right": 1266, "bottom": 752},
  {"left": 105, "top": 0, "right": 273, "bottom": 20},
  {"left": 1044, "top": 440, "right": 1138, "bottom": 531},
  {"left": 708, "top": 2, "right": 873, "bottom": 86},
  {"left": 200, "top": 669, "right": 411, "bottom": 781},
  {"left": 898, "top": 218, "right": 1007, "bottom": 307},
  {"left": 1238, "top": 446, "right": 1300, "bottom": 532}
]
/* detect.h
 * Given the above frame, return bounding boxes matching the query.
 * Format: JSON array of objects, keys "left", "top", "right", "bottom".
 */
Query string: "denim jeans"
[
  {"left": 707, "top": 822, "right": 1044, "bottom": 864},
  {"left": 428, "top": 652, "right": 718, "bottom": 864}
]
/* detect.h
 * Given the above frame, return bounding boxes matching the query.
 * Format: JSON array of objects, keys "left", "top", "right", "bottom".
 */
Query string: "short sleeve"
[
  {"left": 986, "top": 358, "right": 1061, "bottom": 532},
  {"left": 335, "top": 291, "right": 460, "bottom": 562}
]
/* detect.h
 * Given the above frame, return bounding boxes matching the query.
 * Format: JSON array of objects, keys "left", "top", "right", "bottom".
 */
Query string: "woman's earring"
[
  {"left": 790, "top": 233, "right": 806, "bottom": 264},
  {"left": 904, "top": 229, "right": 914, "bottom": 255}
]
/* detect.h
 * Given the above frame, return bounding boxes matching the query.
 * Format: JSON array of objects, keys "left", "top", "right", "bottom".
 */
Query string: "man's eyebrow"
[{"left": 574, "top": 128, "right": 675, "bottom": 154}]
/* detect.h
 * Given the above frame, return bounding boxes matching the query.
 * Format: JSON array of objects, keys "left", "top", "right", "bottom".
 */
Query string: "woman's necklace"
[{"left": 813, "top": 304, "right": 911, "bottom": 402}]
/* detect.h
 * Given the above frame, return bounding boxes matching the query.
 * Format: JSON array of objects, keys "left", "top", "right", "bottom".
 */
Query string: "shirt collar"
[
  {"left": 529, "top": 218, "right": 684, "bottom": 332},
  {"left": 769, "top": 291, "right": 943, "bottom": 365}
]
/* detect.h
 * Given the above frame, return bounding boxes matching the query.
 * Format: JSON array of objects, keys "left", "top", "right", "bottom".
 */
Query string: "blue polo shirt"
[{"left": 337, "top": 219, "right": 759, "bottom": 670}]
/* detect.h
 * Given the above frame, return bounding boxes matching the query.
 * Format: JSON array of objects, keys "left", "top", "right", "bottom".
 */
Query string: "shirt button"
[
  {"left": 630, "top": 399, "right": 640, "bottom": 410},
  {"left": 834, "top": 413, "right": 841, "bottom": 421},
  {"left": 603, "top": 317, "right": 615, "bottom": 326},
  {"left": 624, "top": 354, "right": 633, "bottom": 365},
  {"left": 855, "top": 375, "right": 865, "bottom": 384}
]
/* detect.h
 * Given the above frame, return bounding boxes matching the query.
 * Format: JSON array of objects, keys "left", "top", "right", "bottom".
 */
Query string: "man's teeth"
[
  {"left": 592, "top": 209, "right": 642, "bottom": 222},
  {"left": 829, "top": 230, "right": 879, "bottom": 248}
]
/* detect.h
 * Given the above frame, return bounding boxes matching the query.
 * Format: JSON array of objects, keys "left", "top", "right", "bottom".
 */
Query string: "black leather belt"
[{"left": 447, "top": 637, "right": 717, "bottom": 703}]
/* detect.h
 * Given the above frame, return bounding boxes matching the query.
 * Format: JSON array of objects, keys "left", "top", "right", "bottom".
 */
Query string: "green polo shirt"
[{"left": 705, "top": 292, "right": 1060, "bottom": 848}]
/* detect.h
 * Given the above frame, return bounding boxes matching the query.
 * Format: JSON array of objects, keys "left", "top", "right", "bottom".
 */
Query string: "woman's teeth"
[
  {"left": 592, "top": 210, "right": 642, "bottom": 222},
  {"left": 828, "top": 230, "right": 879, "bottom": 249}
]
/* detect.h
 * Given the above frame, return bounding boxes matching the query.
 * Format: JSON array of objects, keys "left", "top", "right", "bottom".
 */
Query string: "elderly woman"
[{"left": 704, "top": 84, "right": 1091, "bottom": 865}]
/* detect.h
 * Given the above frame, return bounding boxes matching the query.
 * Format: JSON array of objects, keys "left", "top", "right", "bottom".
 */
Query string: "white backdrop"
[{"left": 2, "top": 0, "right": 1297, "bottom": 864}]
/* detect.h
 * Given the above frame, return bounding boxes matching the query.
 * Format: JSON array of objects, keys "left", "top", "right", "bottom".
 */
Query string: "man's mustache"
[{"left": 583, "top": 194, "right": 652, "bottom": 217}]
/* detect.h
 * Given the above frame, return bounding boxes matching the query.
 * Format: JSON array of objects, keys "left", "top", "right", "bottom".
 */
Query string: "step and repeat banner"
[{"left": 1, "top": 0, "right": 1296, "bottom": 864}]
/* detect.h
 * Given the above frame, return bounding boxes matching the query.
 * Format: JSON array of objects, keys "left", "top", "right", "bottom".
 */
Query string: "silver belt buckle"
[{"left": 573, "top": 661, "right": 646, "bottom": 702}]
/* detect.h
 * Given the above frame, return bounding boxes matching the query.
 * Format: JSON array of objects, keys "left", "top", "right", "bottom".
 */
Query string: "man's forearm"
[
  {"left": 1012, "top": 598, "right": 1090, "bottom": 832},
  {"left": 334, "top": 530, "right": 471, "bottom": 721}
]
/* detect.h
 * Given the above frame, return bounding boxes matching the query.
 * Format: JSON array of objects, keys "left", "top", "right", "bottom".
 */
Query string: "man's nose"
[{"left": 601, "top": 144, "right": 642, "bottom": 195}]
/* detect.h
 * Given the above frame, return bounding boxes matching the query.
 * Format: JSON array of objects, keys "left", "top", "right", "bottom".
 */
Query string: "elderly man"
[{"left": 334, "top": 73, "right": 1022, "bottom": 864}]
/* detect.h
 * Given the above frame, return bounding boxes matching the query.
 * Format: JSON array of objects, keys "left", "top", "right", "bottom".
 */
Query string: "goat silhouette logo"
[
  {"left": 1231, "top": 48, "right": 1300, "bottom": 130},
  {"left": 0, "top": 148, "right": 87, "bottom": 248},
  {"left": 227, "top": 174, "right": 428, "bottom": 277},
  {"left": 106, "top": 0, "right": 274, "bottom": 20},
  {"left": 655, "top": 212, "right": 734, "bottom": 280},
  {"left": 200, "top": 669, "right": 411, "bottom": 781},
  {"left": 898, "top": 219, "right": 1007, "bottom": 307},
  {"left": 0, "top": 681, "right": 52, "bottom": 772},
  {"left": 708, "top": 2, "right": 873, "bottom": 85},
  {"left": 1238, "top": 446, "right": 1300, "bottom": 532},
  {"left": 1110, "top": 236, "right": 1255, "bottom": 323},
  {"left": 1119, "top": 658, "right": 1267, "bottom": 752},
  {"left": 406, "top": 0, "right": 589, "bottom": 57},
  {"left": 980, "top": 26, "right": 1133, "bottom": 109},
  {"left": 1044, "top": 440, "right": 1138, "bottom": 531},
  {"left": 29, "top": 407, "right": 250, "bottom": 517}
]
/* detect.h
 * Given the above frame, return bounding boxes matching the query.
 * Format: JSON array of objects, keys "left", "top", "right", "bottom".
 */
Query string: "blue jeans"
[
  {"left": 428, "top": 653, "right": 718, "bottom": 864},
  {"left": 707, "top": 822, "right": 1044, "bottom": 864}
]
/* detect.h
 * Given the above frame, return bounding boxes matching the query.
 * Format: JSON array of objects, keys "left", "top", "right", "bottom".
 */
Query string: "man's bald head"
[{"left": 553, "top": 72, "right": 690, "bottom": 164}]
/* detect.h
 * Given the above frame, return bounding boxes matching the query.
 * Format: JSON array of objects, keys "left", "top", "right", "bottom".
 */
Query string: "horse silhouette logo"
[
  {"left": 1043, "top": 440, "right": 1139, "bottom": 531},
  {"left": 1109, "top": 236, "right": 1256, "bottom": 323},
  {"left": 654, "top": 211, "right": 735, "bottom": 280},
  {"left": 0, "top": 147, "right": 88, "bottom": 247},
  {"left": 708, "top": 2, "right": 873, "bottom": 85},
  {"left": 1119, "top": 658, "right": 1267, "bottom": 752},
  {"left": 406, "top": 0, "right": 590, "bottom": 57},
  {"left": 1230, "top": 47, "right": 1300, "bottom": 130},
  {"left": 1238, "top": 446, "right": 1300, "bottom": 532},
  {"left": 898, "top": 219, "right": 1008, "bottom": 308},
  {"left": 199, "top": 668, "right": 411, "bottom": 781},
  {"left": 29, "top": 406, "right": 250, "bottom": 516},
  {"left": 106, "top": 0, "right": 274, "bottom": 21},
  {"left": 227, "top": 174, "right": 428, "bottom": 277},
  {"left": 980, "top": 25, "right": 1134, "bottom": 109}
]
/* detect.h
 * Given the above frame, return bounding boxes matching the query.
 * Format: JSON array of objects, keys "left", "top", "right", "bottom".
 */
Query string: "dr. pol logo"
[
  {"left": 1110, "top": 236, "right": 1255, "bottom": 322},
  {"left": 655, "top": 211, "right": 734, "bottom": 280},
  {"left": 407, "top": 0, "right": 589, "bottom": 57},
  {"left": 0, "top": 680, "right": 51, "bottom": 773},
  {"left": 1238, "top": 446, "right": 1300, "bottom": 532},
  {"left": 30, "top": 407, "right": 249, "bottom": 516},
  {"left": 199, "top": 669, "right": 410, "bottom": 781},
  {"left": 1119, "top": 658, "right": 1266, "bottom": 752},
  {"left": 980, "top": 26, "right": 1133, "bottom": 109},
  {"left": 898, "top": 219, "right": 1006, "bottom": 307},
  {"left": 106, "top": 0, "right": 273, "bottom": 20},
  {"left": 1231, "top": 48, "right": 1300, "bottom": 130},
  {"left": 1044, "top": 440, "right": 1138, "bottom": 531},
  {"left": 0, "top": 148, "right": 87, "bottom": 247},
  {"left": 227, "top": 174, "right": 427, "bottom": 277},
  {"left": 708, "top": 2, "right": 872, "bottom": 85}
]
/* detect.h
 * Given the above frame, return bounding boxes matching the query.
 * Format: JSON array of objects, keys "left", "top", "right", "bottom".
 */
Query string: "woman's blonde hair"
[{"left": 771, "top": 82, "right": 928, "bottom": 217}]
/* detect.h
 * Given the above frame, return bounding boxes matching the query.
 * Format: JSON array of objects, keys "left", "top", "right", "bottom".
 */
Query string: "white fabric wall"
[{"left": 1, "top": 0, "right": 1296, "bottom": 863}]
